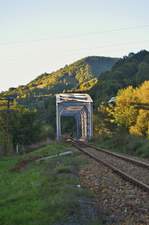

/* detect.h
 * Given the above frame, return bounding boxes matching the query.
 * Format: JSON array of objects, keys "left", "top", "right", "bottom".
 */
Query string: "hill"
[
  {"left": 1, "top": 56, "right": 118, "bottom": 101},
  {"left": 0, "top": 50, "right": 149, "bottom": 154},
  {"left": 90, "top": 50, "right": 149, "bottom": 107}
]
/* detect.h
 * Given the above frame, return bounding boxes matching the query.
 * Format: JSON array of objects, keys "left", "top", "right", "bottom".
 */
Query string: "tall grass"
[{"left": 93, "top": 130, "right": 149, "bottom": 158}]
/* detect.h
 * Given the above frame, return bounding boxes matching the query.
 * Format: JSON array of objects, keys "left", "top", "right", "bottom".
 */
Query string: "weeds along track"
[{"left": 69, "top": 139, "right": 149, "bottom": 193}]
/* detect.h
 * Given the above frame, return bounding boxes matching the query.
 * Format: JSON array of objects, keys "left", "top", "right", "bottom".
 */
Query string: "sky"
[{"left": 0, "top": 0, "right": 149, "bottom": 91}]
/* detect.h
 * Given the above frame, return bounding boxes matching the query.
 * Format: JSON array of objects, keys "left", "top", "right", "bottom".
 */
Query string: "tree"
[
  {"left": 0, "top": 106, "right": 50, "bottom": 155},
  {"left": 110, "top": 81, "right": 149, "bottom": 137},
  {"left": 111, "top": 86, "right": 138, "bottom": 128},
  {"left": 130, "top": 110, "right": 149, "bottom": 137}
]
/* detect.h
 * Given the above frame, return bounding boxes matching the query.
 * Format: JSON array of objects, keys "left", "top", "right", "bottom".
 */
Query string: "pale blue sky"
[{"left": 0, "top": 0, "right": 149, "bottom": 91}]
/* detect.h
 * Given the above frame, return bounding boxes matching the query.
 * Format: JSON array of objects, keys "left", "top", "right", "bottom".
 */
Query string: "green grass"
[
  {"left": 92, "top": 133, "right": 149, "bottom": 158},
  {"left": 0, "top": 143, "right": 102, "bottom": 225}
]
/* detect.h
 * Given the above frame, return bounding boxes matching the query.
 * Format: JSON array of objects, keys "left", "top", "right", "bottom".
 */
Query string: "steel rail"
[
  {"left": 70, "top": 140, "right": 149, "bottom": 193},
  {"left": 77, "top": 141, "right": 149, "bottom": 170}
]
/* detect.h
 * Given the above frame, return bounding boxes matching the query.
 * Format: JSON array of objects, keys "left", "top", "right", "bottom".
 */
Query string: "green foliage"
[
  {"left": 11, "top": 110, "right": 42, "bottom": 145},
  {"left": 93, "top": 109, "right": 113, "bottom": 137},
  {"left": 91, "top": 50, "right": 149, "bottom": 106},
  {"left": 0, "top": 106, "right": 52, "bottom": 155},
  {"left": 1, "top": 56, "right": 118, "bottom": 101},
  {"left": 93, "top": 128, "right": 149, "bottom": 158},
  {"left": 0, "top": 56, "right": 117, "bottom": 153},
  {"left": 61, "top": 116, "right": 76, "bottom": 137},
  {"left": 0, "top": 50, "right": 149, "bottom": 154}
]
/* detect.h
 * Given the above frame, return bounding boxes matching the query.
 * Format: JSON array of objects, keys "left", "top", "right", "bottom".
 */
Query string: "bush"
[{"left": 93, "top": 128, "right": 149, "bottom": 158}]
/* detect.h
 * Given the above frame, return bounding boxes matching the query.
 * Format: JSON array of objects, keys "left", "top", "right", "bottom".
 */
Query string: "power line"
[
  {"left": 0, "top": 24, "right": 149, "bottom": 46},
  {"left": 71, "top": 25, "right": 149, "bottom": 37},
  {"left": 65, "top": 39, "right": 149, "bottom": 55}
]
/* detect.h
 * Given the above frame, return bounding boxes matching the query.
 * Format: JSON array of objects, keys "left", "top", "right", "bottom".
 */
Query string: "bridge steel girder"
[{"left": 56, "top": 93, "right": 93, "bottom": 141}]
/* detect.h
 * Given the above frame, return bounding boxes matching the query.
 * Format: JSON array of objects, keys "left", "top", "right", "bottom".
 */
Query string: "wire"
[
  {"left": 0, "top": 24, "right": 149, "bottom": 46},
  {"left": 64, "top": 39, "right": 149, "bottom": 55}
]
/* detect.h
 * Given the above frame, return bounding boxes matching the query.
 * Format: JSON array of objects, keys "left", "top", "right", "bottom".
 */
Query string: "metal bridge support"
[
  {"left": 87, "top": 102, "right": 93, "bottom": 139},
  {"left": 56, "top": 102, "right": 62, "bottom": 141},
  {"left": 75, "top": 113, "right": 81, "bottom": 139},
  {"left": 56, "top": 93, "right": 93, "bottom": 141}
]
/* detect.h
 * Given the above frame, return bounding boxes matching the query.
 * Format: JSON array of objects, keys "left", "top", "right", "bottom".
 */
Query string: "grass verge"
[
  {"left": 92, "top": 132, "right": 149, "bottom": 158},
  {"left": 0, "top": 142, "right": 102, "bottom": 225}
]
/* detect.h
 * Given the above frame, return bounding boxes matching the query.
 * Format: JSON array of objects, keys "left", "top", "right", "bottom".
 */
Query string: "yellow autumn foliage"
[{"left": 112, "top": 81, "right": 149, "bottom": 137}]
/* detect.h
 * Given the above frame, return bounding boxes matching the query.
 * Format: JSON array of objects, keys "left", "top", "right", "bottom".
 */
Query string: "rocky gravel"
[
  {"left": 79, "top": 157, "right": 149, "bottom": 225},
  {"left": 83, "top": 147, "right": 149, "bottom": 187}
]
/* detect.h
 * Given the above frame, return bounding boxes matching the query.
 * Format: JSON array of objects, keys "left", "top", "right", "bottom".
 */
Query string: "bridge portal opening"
[
  {"left": 61, "top": 116, "right": 76, "bottom": 138},
  {"left": 56, "top": 93, "right": 93, "bottom": 141}
]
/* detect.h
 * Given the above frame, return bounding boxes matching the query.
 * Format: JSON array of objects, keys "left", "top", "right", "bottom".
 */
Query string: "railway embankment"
[{"left": 71, "top": 140, "right": 149, "bottom": 225}]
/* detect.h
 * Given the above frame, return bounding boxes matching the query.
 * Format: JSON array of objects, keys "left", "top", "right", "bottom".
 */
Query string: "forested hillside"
[
  {"left": 0, "top": 50, "right": 149, "bottom": 155},
  {"left": 90, "top": 50, "right": 149, "bottom": 107},
  {"left": 91, "top": 50, "right": 149, "bottom": 157},
  {"left": 1, "top": 56, "right": 118, "bottom": 100},
  {"left": 94, "top": 80, "right": 149, "bottom": 157},
  {"left": 0, "top": 56, "right": 118, "bottom": 154}
]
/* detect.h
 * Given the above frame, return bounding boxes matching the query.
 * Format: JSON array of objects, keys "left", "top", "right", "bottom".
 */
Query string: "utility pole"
[{"left": 0, "top": 96, "right": 15, "bottom": 154}]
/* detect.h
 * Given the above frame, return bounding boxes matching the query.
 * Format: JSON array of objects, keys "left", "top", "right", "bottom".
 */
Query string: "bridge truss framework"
[{"left": 56, "top": 93, "right": 93, "bottom": 141}]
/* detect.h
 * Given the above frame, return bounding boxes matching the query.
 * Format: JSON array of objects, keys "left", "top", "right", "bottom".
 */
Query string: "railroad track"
[{"left": 68, "top": 139, "right": 149, "bottom": 193}]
